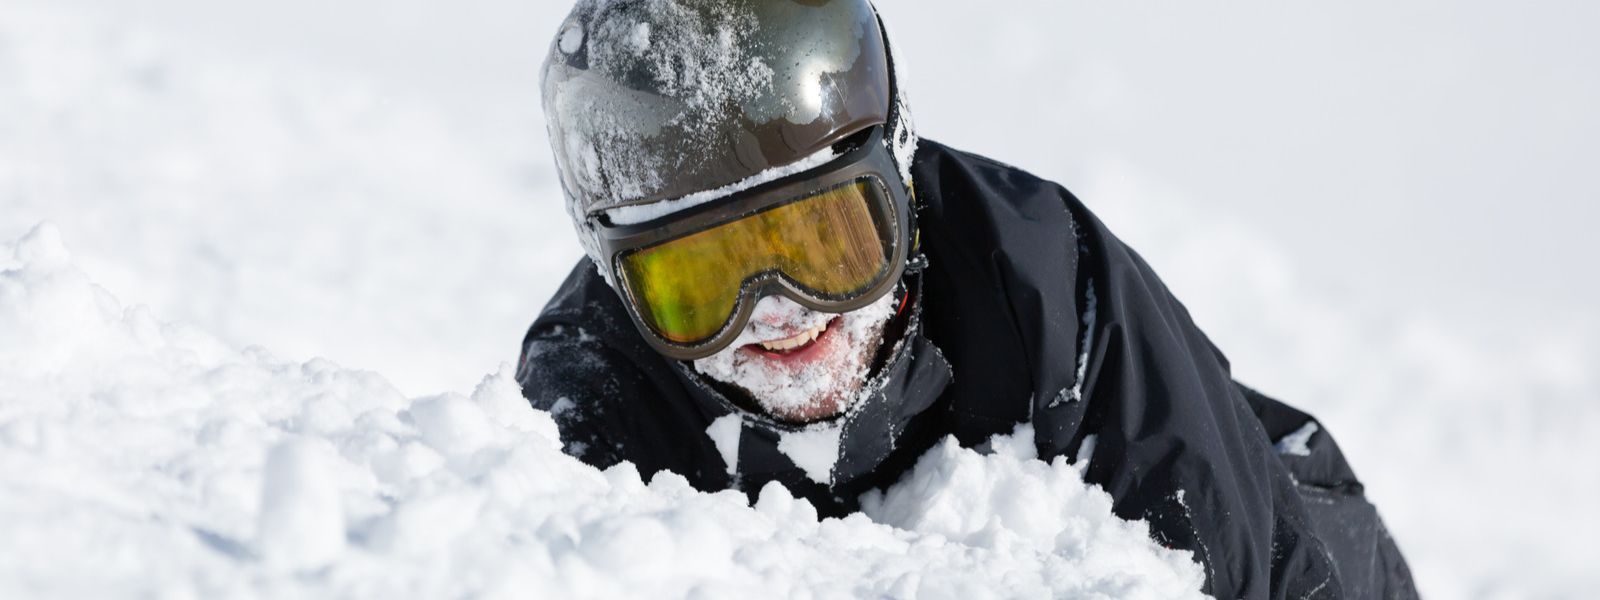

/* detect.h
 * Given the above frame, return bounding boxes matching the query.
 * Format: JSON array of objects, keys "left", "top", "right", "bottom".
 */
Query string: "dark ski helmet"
[
  {"left": 542, "top": 0, "right": 917, "bottom": 269},
  {"left": 541, "top": 0, "right": 919, "bottom": 359}
]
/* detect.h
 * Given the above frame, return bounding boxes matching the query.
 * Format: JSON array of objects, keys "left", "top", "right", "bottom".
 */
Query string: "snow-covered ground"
[
  {"left": 2, "top": 1, "right": 1597, "bottom": 597},
  {"left": 0, "top": 221, "right": 1203, "bottom": 598}
]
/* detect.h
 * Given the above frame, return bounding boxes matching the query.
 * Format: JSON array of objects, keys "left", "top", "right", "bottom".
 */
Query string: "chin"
[{"left": 765, "top": 393, "right": 851, "bottom": 424}]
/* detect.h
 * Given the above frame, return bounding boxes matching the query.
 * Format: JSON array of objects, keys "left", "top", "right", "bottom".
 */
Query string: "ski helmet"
[{"left": 541, "top": 0, "right": 918, "bottom": 273}]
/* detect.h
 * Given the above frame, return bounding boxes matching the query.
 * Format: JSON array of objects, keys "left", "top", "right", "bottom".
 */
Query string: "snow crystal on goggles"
[{"left": 596, "top": 126, "right": 911, "bottom": 360}]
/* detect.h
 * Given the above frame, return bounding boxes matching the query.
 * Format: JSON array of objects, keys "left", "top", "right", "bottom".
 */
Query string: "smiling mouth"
[{"left": 747, "top": 318, "right": 838, "bottom": 356}]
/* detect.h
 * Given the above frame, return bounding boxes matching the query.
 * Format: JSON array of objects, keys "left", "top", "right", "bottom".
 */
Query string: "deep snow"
[
  {"left": 3, "top": 0, "right": 1598, "bottom": 597},
  {"left": 0, "top": 223, "right": 1205, "bottom": 598}
]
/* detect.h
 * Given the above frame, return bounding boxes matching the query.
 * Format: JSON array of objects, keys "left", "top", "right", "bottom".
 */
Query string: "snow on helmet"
[{"left": 541, "top": 0, "right": 917, "bottom": 277}]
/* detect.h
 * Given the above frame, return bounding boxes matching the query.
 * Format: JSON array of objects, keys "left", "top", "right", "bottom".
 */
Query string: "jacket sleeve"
[
  {"left": 516, "top": 260, "right": 675, "bottom": 472},
  {"left": 1240, "top": 384, "right": 1420, "bottom": 599},
  {"left": 908, "top": 139, "right": 1415, "bottom": 597},
  {"left": 1070, "top": 220, "right": 1345, "bottom": 600},
  {"left": 517, "top": 321, "right": 637, "bottom": 469}
]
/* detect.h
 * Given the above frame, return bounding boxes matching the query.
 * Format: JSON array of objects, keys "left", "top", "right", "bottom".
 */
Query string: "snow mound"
[
  {"left": 0, "top": 2, "right": 576, "bottom": 396},
  {"left": 0, "top": 223, "right": 1206, "bottom": 598},
  {"left": 863, "top": 426, "right": 1205, "bottom": 598}
]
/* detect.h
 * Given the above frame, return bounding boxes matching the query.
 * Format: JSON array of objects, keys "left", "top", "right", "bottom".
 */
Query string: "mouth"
[{"left": 743, "top": 317, "right": 841, "bottom": 359}]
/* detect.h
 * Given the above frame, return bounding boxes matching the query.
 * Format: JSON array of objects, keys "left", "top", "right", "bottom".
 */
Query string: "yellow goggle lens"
[{"left": 618, "top": 180, "right": 890, "bottom": 344}]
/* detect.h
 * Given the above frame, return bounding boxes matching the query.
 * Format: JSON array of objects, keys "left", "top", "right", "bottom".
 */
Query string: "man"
[{"left": 519, "top": 1, "right": 1417, "bottom": 597}]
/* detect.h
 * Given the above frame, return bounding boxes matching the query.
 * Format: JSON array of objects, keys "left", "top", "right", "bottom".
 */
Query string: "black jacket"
[{"left": 518, "top": 140, "right": 1418, "bottom": 599}]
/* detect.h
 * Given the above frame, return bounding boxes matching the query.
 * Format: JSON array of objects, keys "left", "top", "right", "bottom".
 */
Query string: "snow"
[
  {"left": 583, "top": 0, "right": 767, "bottom": 115},
  {"left": 626, "top": 22, "right": 652, "bottom": 54},
  {"left": 0, "top": 223, "right": 1206, "bottom": 598},
  {"left": 4, "top": 0, "right": 1598, "bottom": 597},
  {"left": 604, "top": 147, "right": 839, "bottom": 226},
  {"left": 861, "top": 426, "right": 1204, "bottom": 599},
  {"left": 704, "top": 414, "right": 741, "bottom": 476},
  {"left": 1076, "top": 434, "right": 1099, "bottom": 467},
  {"left": 0, "top": 2, "right": 577, "bottom": 396},
  {"left": 777, "top": 423, "right": 845, "bottom": 485},
  {"left": 558, "top": 23, "right": 584, "bottom": 55},
  {"left": 692, "top": 293, "right": 896, "bottom": 420},
  {"left": 1057, "top": 278, "right": 1098, "bottom": 407},
  {"left": 881, "top": 15, "right": 920, "bottom": 186},
  {"left": 257, "top": 440, "right": 346, "bottom": 570},
  {"left": 553, "top": 0, "right": 775, "bottom": 209},
  {"left": 1274, "top": 421, "right": 1320, "bottom": 457}
]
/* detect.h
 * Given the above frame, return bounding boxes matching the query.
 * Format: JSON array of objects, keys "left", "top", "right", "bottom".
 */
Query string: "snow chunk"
[
  {"left": 626, "top": 22, "right": 652, "bottom": 54},
  {"left": 1275, "top": 420, "right": 1320, "bottom": 457},
  {"left": 1076, "top": 434, "right": 1099, "bottom": 468},
  {"left": 257, "top": 439, "right": 345, "bottom": 570},
  {"left": 862, "top": 433, "right": 1207, "bottom": 599},
  {"left": 13, "top": 222, "right": 71, "bottom": 268},
  {"left": 705, "top": 414, "right": 742, "bottom": 476},
  {"left": 1056, "top": 278, "right": 1098, "bottom": 407},
  {"left": 778, "top": 422, "right": 843, "bottom": 485},
  {"left": 408, "top": 394, "right": 496, "bottom": 456},
  {"left": 985, "top": 422, "right": 1039, "bottom": 460},
  {"left": 558, "top": 23, "right": 584, "bottom": 55},
  {"left": 470, "top": 365, "right": 561, "bottom": 450}
]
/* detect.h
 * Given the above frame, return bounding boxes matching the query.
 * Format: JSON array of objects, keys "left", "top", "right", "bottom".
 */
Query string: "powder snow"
[{"left": 0, "top": 223, "right": 1207, "bottom": 598}]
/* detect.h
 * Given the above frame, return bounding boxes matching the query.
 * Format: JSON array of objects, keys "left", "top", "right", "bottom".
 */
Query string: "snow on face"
[{"left": 693, "top": 293, "right": 897, "bottom": 423}]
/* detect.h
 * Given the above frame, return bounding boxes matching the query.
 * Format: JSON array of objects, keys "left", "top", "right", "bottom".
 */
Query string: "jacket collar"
[{"left": 667, "top": 276, "right": 954, "bottom": 512}]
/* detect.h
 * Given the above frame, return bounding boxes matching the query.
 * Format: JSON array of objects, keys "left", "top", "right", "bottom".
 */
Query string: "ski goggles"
[{"left": 595, "top": 126, "right": 912, "bottom": 360}]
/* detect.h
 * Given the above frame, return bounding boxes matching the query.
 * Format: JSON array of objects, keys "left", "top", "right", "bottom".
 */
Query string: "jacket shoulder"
[
  {"left": 912, "top": 140, "right": 1083, "bottom": 212},
  {"left": 910, "top": 138, "right": 1090, "bottom": 453}
]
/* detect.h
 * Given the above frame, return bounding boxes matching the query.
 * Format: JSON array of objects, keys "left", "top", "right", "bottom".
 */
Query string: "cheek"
[{"left": 803, "top": 323, "right": 875, "bottom": 381}]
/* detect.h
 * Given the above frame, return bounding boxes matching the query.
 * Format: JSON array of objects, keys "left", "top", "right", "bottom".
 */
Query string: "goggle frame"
[{"left": 594, "top": 126, "right": 912, "bottom": 360}]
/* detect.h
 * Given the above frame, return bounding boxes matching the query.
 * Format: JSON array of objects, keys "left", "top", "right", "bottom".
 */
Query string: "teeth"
[{"left": 757, "top": 323, "right": 827, "bottom": 352}]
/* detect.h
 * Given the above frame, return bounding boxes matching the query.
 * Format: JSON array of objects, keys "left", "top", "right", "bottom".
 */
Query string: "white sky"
[
  {"left": 63, "top": 0, "right": 1599, "bottom": 341},
  {"left": 876, "top": 0, "right": 1600, "bottom": 339},
  {"left": 26, "top": 0, "right": 1596, "bottom": 380}
]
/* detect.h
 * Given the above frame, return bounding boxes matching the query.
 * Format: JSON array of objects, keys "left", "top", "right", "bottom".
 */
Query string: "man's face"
[{"left": 692, "top": 292, "right": 897, "bottom": 423}]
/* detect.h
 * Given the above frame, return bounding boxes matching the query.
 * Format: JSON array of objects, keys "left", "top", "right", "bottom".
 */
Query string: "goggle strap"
[{"left": 893, "top": 281, "right": 913, "bottom": 320}]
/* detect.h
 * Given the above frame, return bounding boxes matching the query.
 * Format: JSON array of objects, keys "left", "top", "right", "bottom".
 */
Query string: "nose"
[{"left": 750, "top": 296, "right": 808, "bottom": 326}]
